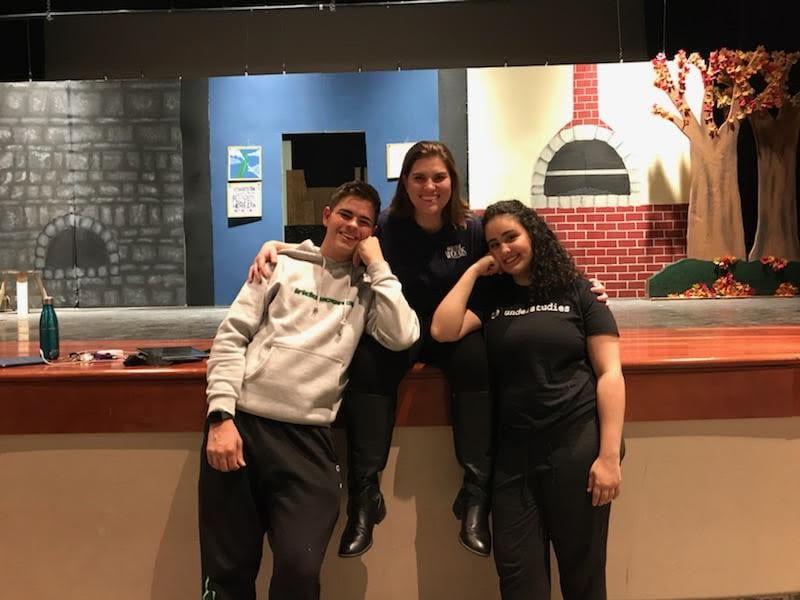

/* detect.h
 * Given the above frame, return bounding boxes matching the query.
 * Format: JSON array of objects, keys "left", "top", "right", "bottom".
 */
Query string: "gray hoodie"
[{"left": 206, "top": 240, "right": 420, "bottom": 425}]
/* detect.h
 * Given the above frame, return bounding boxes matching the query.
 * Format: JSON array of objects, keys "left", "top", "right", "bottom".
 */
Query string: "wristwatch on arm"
[{"left": 207, "top": 410, "right": 234, "bottom": 424}]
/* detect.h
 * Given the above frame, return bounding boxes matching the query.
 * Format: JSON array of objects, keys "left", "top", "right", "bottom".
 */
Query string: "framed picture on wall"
[
  {"left": 386, "top": 142, "right": 416, "bottom": 179},
  {"left": 227, "top": 181, "right": 262, "bottom": 218},
  {"left": 228, "top": 146, "right": 263, "bottom": 181}
]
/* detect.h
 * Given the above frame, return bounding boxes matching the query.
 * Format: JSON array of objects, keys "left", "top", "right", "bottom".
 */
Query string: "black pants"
[
  {"left": 198, "top": 411, "right": 341, "bottom": 600},
  {"left": 344, "top": 329, "right": 492, "bottom": 500},
  {"left": 492, "top": 413, "right": 610, "bottom": 600}
]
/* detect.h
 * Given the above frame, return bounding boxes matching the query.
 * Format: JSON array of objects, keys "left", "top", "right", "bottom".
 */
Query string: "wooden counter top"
[
  {"left": 2, "top": 327, "right": 798, "bottom": 434},
  {"left": 620, "top": 326, "right": 800, "bottom": 369},
  {"left": 0, "top": 339, "right": 210, "bottom": 381}
]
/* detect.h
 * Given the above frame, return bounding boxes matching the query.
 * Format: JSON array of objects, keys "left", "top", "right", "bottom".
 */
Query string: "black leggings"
[
  {"left": 198, "top": 412, "right": 341, "bottom": 600},
  {"left": 492, "top": 413, "right": 610, "bottom": 600},
  {"left": 348, "top": 328, "right": 490, "bottom": 396},
  {"left": 344, "top": 328, "right": 492, "bottom": 499}
]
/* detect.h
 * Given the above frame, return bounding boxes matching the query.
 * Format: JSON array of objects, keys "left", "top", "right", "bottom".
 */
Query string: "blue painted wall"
[{"left": 209, "top": 70, "right": 439, "bottom": 304}]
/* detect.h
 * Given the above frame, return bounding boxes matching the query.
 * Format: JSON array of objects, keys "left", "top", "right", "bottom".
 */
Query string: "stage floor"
[{"left": 1, "top": 297, "right": 799, "bottom": 342}]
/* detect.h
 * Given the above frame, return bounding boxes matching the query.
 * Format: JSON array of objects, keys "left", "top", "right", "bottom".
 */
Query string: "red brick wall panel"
[{"left": 540, "top": 204, "right": 689, "bottom": 297}]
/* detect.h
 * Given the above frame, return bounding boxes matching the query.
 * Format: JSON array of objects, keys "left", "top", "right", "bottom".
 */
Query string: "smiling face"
[
  {"left": 485, "top": 214, "right": 534, "bottom": 285},
  {"left": 402, "top": 156, "right": 452, "bottom": 229},
  {"left": 320, "top": 195, "right": 376, "bottom": 262}
]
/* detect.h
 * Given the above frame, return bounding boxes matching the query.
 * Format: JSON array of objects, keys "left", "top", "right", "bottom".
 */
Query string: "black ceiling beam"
[
  {"left": 643, "top": 0, "right": 799, "bottom": 58},
  {"left": 34, "top": 0, "right": 649, "bottom": 80}
]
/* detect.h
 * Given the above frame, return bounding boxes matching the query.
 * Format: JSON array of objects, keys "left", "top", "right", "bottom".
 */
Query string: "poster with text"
[{"left": 227, "top": 181, "right": 262, "bottom": 218}]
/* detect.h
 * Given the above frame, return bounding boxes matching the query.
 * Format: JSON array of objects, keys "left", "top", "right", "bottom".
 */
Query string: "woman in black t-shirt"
[{"left": 432, "top": 200, "right": 624, "bottom": 600}]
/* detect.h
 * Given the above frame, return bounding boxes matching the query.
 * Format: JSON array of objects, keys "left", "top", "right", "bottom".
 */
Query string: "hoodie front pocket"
[
  {"left": 243, "top": 344, "right": 272, "bottom": 381},
  {"left": 245, "top": 343, "right": 344, "bottom": 411}
]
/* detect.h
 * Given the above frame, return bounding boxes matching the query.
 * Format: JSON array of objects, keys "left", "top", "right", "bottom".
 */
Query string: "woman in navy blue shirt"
[
  {"left": 432, "top": 200, "right": 624, "bottom": 600},
  {"left": 252, "top": 142, "right": 495, "bottom": 557}
]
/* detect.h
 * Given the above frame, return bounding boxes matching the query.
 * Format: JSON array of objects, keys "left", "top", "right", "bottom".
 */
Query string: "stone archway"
[{"left": 34, "top": 213, "right": 120, "bottom": 280}]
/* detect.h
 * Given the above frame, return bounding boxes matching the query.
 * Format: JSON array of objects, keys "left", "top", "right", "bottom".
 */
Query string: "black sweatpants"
[
  {"left": 492, "top": 413, "right": 610, "bottom": 600},
  {"left": 345, "top": 328, "right": 492, "bottom": 498},
  {"left": 198, "top": 411, "right": 341, "bottom": 600}
]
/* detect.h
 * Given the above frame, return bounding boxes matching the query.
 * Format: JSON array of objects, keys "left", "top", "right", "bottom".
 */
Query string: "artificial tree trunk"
[
  {"left": 748, "top": 104, "right": 800, "bottom": 261},
  {"left": 684, "top": 120, "right": 746, "bottom": 259}
]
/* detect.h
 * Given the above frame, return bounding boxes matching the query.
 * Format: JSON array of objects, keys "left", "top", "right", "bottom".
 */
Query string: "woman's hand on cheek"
[{"left": 471, "top": 255, "right": 500, "bottom": 277}]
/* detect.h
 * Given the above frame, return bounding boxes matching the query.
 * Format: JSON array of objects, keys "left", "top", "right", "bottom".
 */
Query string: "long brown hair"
[{"left": 388, "top": 141, "right": 469, "bottom": 227}]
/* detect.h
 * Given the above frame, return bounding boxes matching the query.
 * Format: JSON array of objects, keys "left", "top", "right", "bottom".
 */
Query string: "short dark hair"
[
  {"left": 388, "top": 141, "right": 469, "bottom": 227},
  {"left": 483, "top": 200, "right": 582, "bottom": 303},
  {"left": 329, "top": 181, "right": 381, "bottom": 222}
]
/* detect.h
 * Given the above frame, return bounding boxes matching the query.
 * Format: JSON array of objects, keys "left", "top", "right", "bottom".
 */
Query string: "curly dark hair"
[
  {"left": 388, "top": 141, "right": 469, "bottom": 227},
  {"left": 482, "top": 200, "right": 582, "bottom": 303}
]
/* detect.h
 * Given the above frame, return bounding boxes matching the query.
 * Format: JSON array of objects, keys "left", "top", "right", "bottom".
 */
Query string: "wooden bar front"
[{"left": 1, "top": 326, "right": 799, "bottom": 434}]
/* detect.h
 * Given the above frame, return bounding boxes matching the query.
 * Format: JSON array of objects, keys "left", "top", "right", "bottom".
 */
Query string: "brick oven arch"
[{"left": 529, "top": 125, "right": 641, "bottom": 209}]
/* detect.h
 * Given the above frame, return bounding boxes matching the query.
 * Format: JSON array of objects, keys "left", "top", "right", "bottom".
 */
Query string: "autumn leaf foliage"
[{"left": 651, "top": 47, "right": 773, "bottom": 138}]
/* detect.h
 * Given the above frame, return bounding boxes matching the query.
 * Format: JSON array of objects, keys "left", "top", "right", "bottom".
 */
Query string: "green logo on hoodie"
[{"left": 294, "top": 287, "right": 354, "bottom": 307}]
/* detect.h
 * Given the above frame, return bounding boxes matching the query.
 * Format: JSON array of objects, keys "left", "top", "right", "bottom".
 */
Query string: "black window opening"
[
  {"left": 544, "top": 140, "right": 630, "bottom": 196},
  {"left": 282, "top": 132, "right": 367, "bottom": 244},
  {"left": 283, "top": 132, "right": 367, "bottom": 188}
]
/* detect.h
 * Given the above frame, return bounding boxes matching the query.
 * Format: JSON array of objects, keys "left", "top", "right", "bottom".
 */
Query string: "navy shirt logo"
[{"left": 444, "top": 244, "right": 467, "bottom": 259}]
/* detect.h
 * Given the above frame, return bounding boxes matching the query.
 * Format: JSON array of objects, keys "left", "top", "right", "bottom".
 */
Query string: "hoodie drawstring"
[
  {"left": 338, "top": 271, "right": 353, "bottom": 337},
  {"left": 313, "top": 256, "right": 324, "bottom": 315},
  {"left": 314, "top": 255, "right": 355, "bottom": 337}
]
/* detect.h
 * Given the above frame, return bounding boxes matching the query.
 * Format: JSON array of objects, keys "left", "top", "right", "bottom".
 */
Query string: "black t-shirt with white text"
[
  {"left": 377, "top": 210, "right": 486, "bottom": 327},
  {"left": 470, "top": 276, "right": 619, "bottom": 431}
]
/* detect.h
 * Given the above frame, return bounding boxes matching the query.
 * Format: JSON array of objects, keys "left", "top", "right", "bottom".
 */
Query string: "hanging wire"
[
  {"left": 615, "top": 0, "right": 624, "bottom": 62},
  {"left": 662, "top": 0, "right": 668, "bottom": 54},
  {"left": 244, "top": 9, "right": 251, "bottom": 75},
  {"left": 26, "top": 20, "right": 33, "bottom": 81}
]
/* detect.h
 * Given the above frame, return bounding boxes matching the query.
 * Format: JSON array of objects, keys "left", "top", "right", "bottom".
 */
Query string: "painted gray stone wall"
[{"left": 0, "top": 80, "right": 186, "bottom": 308}]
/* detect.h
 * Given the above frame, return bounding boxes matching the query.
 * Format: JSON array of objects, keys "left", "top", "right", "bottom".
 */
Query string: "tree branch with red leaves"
[{"left": 652, "top": 47, "right": 772, "bottom": 138}]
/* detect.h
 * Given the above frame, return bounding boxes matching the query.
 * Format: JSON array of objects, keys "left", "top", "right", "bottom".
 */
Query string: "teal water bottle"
[{"left": 39, "top": 296, "right": 60, "bottom": 360}]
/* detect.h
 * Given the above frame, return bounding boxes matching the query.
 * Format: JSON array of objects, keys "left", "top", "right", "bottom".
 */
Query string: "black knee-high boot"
[
  {"left": 451, "top": 390, "right": 493, "bottom": 556},
  {"left": 338, "top": 392, "right": 396, "bottom": 557}
]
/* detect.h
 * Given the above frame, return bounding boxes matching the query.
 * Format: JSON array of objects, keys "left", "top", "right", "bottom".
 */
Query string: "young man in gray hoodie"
[{"left": 199, "top": 181, "right": 419, "bottom": 600}]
